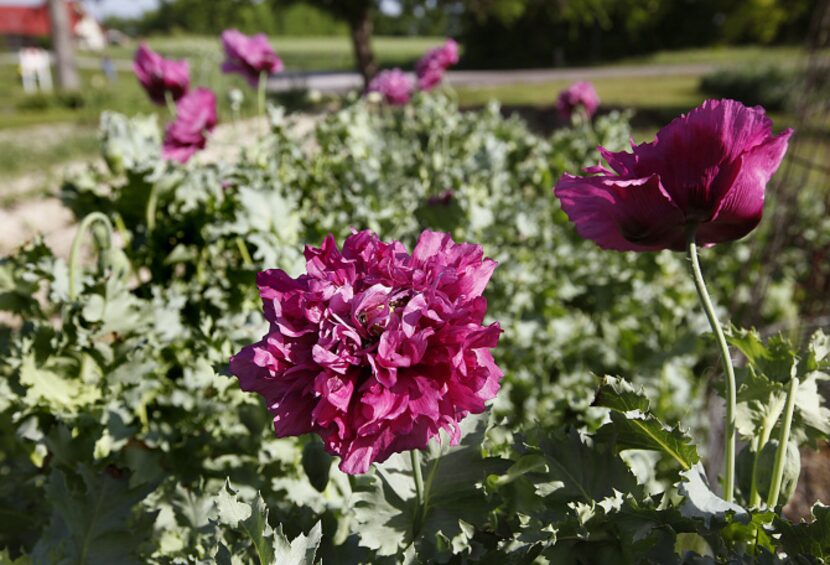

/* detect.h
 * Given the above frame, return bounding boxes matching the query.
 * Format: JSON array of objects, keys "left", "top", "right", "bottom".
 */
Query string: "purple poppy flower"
[
  {"left": 367, "top": 69, "right": 414, "bottom": 106},
  {"left": 229, "top": 229, "right": 503, "bottom": 474},
  {"left": 133, "top": 43, "right": 190, "bottom": 105},
  {"left": 221, "top": 29, "right": 283, "bottom": 86},
  {"left": 553, "top": 99, "right": 793, "bottom": 251},
  {"left": 162, "top": 88, "right": 218, "bottom": 163},
  {"left": 415, "top": 39, "right": 459, "bottom": 91},
  {"left": 556, "top": 81, "right": 600, "bottom": 119}
]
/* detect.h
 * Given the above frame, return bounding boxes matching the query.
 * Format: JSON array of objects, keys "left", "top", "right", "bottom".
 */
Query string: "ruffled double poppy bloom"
[
  {"left": 556, "top": 81, "right": 600, "bottom": 120},
  {"left": 554, "top": 99, "right": 792, "bottom": 251},
  {"left": 162, "top": 88, "right": 218, "bottom": 163},
  {"left": 221, "top": 29, "right": 284, "bottom": 86},
  {"left": 133, "top": 43, "right": 190, "bottom": 105},
  {"left": 229, "top": 230, "right": 503, "bottom": 474},
  {"left": 367, "top": 69, "right": 415, "bottom": 106},
  {"left": 415, "top": 39, "right": 460, "bottom": 91}
]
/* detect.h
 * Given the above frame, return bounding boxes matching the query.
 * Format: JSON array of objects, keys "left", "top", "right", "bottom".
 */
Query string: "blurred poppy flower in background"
[
  {"left": 556, "top": 81, "right": 600, "bottom": 119},
  {"left": 416, "top": 39, "right": 460, "bottom": 91},
  {"left": 162, "top": 87, "right": 218, "bottom": 163},
  {"left": 221, "top": 29, "right": 284, "bottom": 86},
  {"left": 133, "top": 43, "right": 190, "bottom": 105},
  {"left": 367, "top": 68, "right": 414, "bottom": 105}
]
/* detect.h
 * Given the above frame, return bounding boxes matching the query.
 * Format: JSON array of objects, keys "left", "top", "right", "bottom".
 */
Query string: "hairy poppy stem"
[
  {"left": 411, "top": 449, "right": 425, "bottom": 532},
  {"left": 164, "top": 90, "right": 177, "bottom": 118},
  {"left": 686, "top": 229, "right": 736, "bottom": 502},
  {"left": 258, "top": 70, "right": 268, "bottom": 120},
  {"left": 409, "top": 449, "right": 424, "bottom": 521},
  {"left": 767, "top": 376, "right": 798, "bottom": 508}
]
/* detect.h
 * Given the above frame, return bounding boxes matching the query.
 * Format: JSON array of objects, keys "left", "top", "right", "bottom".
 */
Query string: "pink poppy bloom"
[
  {"left": 133, "top": 43, "right": 190, "bottom": 105},
  {"left": 162, "top": 88, "right": 218, "bottom": 163},
  {"left": 221, "top": 29, "right": 284, "bottom": 86},
  {"left": 553, "top": 99, "right": 793, "bottom": 251},
  {"left": 367, "top": 69, "right": 414, "bottom": 106},
  {"left": 556, "top": 81, "right": 600, "bottom": 119},
  {"left": 229, "top": 230, "right": 503, "bottom": 474},
  {"left": 415, "top": 39, "right": 459, "bottom": 91}
]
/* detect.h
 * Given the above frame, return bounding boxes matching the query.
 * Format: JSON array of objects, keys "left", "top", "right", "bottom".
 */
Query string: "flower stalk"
[
  {"left": 411, "top": 449, "right": 425, "bottom": 532},
  {"left": 767, "top": 376, "right": 799, "bottom": 507},
  {"left": 686, "top": 228, "right": 737, "bottom": 502},
  {"left": 258, "top": 70, "right": 268, "bottom": 119},
  {"left": 68, "top": 212, "right": 114, "bottom": 300},
  {"left": 164, "top": 90, "right": 178, "bottom": 118}
]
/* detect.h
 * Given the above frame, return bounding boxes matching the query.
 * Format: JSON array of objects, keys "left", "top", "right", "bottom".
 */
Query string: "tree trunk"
[
  {"left": 47, "top": 0, "right": 80, "bottom": 91},
  {"left": 348, "top": 8, "right": 377, "bottom": 89}
]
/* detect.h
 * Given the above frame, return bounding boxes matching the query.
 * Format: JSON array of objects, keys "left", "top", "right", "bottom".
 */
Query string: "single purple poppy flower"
[
  {"left": 221, "top": 29, "right": 283, "bottom": 87},
  {"left": 133, "top": 42, "right": 190, "bottom": 106},
  {"left": 415, "top": 39, "right": 459, "bottom": 91},
  {"left": 367, "top": 69, "right": 414, "bottom": 106},
  {"left": 556, "top": 81, "right": 600, "bottom": 120},
  {"left": 229, "top": 229, "right": 502, "bottom": 474},
  {"left": 162, "top": 87, "right": 218, "bottom": 163},
  {"left": 553, "top": 99, "right": 792, "bottom": 251}
]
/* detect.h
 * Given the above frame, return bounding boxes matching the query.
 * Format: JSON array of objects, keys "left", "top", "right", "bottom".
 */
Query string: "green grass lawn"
[
  {"left": 456, "top": 73, "right": 794, "bottom": 140},
  {"left": 0, "top": 42, "right": 807, "bottom": 185}
]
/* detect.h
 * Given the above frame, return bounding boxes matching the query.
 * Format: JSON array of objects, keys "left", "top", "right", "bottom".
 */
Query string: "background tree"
[
  {"left": 292, "top": 0, "right": 378, "bottom": 86},
  {"left": 47, "top": 0, "right": 80, "bottom": 91}
]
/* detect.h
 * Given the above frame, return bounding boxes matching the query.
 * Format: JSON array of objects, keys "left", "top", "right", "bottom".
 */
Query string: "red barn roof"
[{"left": 0, "top": 1, "right": 83, "bottom": 38}]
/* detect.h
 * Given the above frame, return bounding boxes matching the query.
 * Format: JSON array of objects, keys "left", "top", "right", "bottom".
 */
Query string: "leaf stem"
[
  {"left": 410, "top": 449, "right": 425, "bottom": 532},
  {"left": 686, "top": 228, "right": 736, "bottom": 502},
  {"left": 767, "top": 376, "right": 799, "bottom": 508},
  {"left": 235, "top": 236, "right": 254, "bottom": 267},
  {"left": 69, "top": 212, "right": 114, "bottom": 300}
]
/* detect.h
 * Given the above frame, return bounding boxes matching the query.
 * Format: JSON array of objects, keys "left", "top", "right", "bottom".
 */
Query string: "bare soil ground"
[{"left": 0, "top": 115, "right": 306, "bottom": 257}]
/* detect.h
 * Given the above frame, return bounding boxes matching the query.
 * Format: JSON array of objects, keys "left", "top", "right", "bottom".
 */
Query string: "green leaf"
[
  {"left": 532, "top": 427, "right": 641, "bottom": 512},
  {"left": 594, "top": 376, "right": 699, "bottom": 471},
  {"left": 212, "top": 480, "right": 321, "bottom": 565},
  {"left": 0, "top": 549, "right": 31, "bottom": 565},
  {"left": 32, "top": 466, "right": 154, "bottom": 565},
  {"left": 274, "top": 521, "right": 322, "bottom": 565},
  {"left": 213, "top": 479, "right": 253, "bottom": 529},
  {"left": 18, "top": 355, "right": 100, "bottom": 415},
  {"left": 678, "top": 464, "right": 746, "bottom": 528},
  {"left": 351, "top": 413, "right": 509, "bottom": 560},
  {"left": 593, "top": 375, "right": 650, "bottom": 413},
  {"left": 775, "top": 503, "right": 830, "bottom": 560}
]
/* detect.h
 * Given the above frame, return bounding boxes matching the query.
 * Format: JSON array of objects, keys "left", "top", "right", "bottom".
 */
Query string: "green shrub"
[
  {"left": 699, "top": 66, "right": 796, "bottom": 111},
  {"left": 1, "top": 94, "right": 825, "bottom": 563}
]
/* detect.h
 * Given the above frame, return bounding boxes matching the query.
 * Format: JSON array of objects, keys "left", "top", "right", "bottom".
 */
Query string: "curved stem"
[
  {"left": 686, "top": 229, "right": 736, "bottom": 502},
  {"left": 410, "top": 449, "right": 424, "bottom": 532},
  {"left": 767, "top": 376, "right": 799, "bottom": 508},
  {"left": 68, "top": 212, "right": 114, "bottom": 300}
]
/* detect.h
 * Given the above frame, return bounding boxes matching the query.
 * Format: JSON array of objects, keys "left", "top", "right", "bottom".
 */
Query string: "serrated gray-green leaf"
[
  {"left": 32, "top": 466, "right": 154, "bottom": 565},
  {"left": 594, "top": 376, "right": 699, "bottom": 471},
  {"left": 678, "top": 464, "right": 746, "bottom": 527}
]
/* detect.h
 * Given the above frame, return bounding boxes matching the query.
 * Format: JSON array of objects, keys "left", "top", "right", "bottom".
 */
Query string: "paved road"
[{"left": 266, "top": 63, "right": 718, "bottom": 93}]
